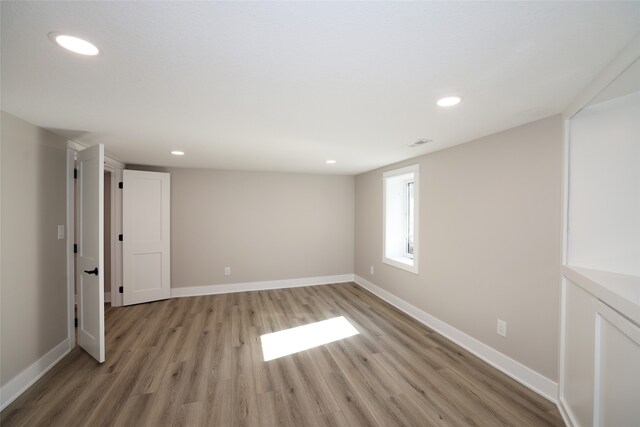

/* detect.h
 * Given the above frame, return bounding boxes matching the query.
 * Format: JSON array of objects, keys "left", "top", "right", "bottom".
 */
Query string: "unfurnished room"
[{"left": 1, "top": 1, "right": 639, "bottom": 426}]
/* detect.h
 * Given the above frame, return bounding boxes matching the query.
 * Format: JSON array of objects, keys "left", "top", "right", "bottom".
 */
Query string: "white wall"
[
  {"left": 568, "top": 91, "right": 640, "bottom": 276},
  {"left": 1, "top": 111, "right": 69, "bottom": 387},
  {"left": 355, "top": 115, "right": 563, "bottom": 382},
  {"left": 167, "top": 168, "right": 355, "bottom": 288}
]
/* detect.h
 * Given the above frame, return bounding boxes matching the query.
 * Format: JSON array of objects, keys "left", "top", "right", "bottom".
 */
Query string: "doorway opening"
[
  {"left": 104, "top": 170, "right": 112, "bottom": 305},
  {"left": 72, "top": 160, "right": 122, "bottom": 337}
]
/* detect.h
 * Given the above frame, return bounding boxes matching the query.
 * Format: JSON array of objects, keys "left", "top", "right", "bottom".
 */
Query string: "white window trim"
[
  {"left": 382, "top": 164, "right": 419, "bottom": 274},
  {"left": 403, "top": 180, "right": 414, "bottom": 259}
]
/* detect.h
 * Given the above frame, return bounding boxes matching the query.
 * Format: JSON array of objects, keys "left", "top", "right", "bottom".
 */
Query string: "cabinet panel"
[
  {"left": 562, "top": 278, "right": 596, "bottom": 427},
  {"left": 594, "top": 301, "right": 640, "bottom": 427}
]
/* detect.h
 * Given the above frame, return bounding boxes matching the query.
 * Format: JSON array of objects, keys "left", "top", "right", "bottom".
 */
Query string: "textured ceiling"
[{"left": 2, "top": 1, "right": 639, "bottom": 174}]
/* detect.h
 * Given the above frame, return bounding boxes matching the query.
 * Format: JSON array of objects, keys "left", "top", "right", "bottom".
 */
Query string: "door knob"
[{"left": 84, "top": 267, "right": 99, "bottom": 275}]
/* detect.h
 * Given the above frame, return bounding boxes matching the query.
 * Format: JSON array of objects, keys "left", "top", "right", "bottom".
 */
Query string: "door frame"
[
  {"left": 66, "top": 143, "right": 76, "bottom": 349},
  {"left": 66, "top": 142, "right": 125, "bottom": 351},
  {"left": 104, "top": 161, "right": 124, "bottom": 307}
]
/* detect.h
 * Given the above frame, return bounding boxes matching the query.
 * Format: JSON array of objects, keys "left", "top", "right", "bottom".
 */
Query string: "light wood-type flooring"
[{"left": 1, "top": 282, "right": 564, "bottom": 426}]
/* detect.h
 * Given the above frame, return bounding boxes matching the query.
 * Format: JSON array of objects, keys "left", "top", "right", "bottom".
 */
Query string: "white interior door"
[
  {"left": 123, "top": 170, "right": 171, "bottom": 305},
  {"left": 77, "top": 144, "right": 105, "bottom": 363}
]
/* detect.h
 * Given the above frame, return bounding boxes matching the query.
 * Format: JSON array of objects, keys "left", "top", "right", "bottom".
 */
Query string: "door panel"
[
  {"left": 77, "top": 144, "right": 105, "bottom": 363},
  {"left": 123, "top": 170, "right": 171, "bottom": 305}
]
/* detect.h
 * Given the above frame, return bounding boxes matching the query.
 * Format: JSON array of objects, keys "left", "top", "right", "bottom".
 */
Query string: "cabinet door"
[{"left": 594, "top": 300, "right": 640, "bottom": 427}]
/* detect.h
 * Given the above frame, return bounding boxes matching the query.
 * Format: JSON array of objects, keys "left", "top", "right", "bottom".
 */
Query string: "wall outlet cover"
[{"left": 497, "top": 319, "right": 507, "bottom": 337}]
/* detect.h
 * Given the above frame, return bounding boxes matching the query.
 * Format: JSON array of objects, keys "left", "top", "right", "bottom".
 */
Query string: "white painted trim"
[
  {"left": 354, "top": 275, "right": 559, "bottom": 403},
  {"left": 171, "top": 274, "right": 355, "bottom": 298},
  {"left": 69, "top": 140, "right": 125, "bottom": 167},
  {"left": 69, "top": 140, "right": 86, "bottom": 152},
  {"left": 564, "top": 266, "right": 640, "bottom": 329},
  {"left": 592, "top": 300, "right": 640, "bottom": 427},
  {"left": 113, "top": 167, "right": 123, "bottom": 307},
  {"left": 104, "top": 164, "right": 124, "bottom": 307},
  {"left": 558, "top": 277, "right": 571, "bottom": 423},
  {"left": 382, "top": 256, "right": 417, "bottom": 274},
  {"left": 561, "top": 118, "right": 570, "bottom": 268},
  {"left": 593, "top": 309, "right": 603, "bottom": 427},
  {"left": 557, "top": 117, "right": 571, "bottom": 422},
  {"left": 0, "top": 339, "right": 71, "bottom": 411},
  {"left": 558, "top": 397, "right": 577, "bottom": 427},
  {"left": 66, "top": 145, "right": 76, "bottom": 350},
  {"left": 383, "top": 163, "right": 420, "bottom": 275},
  {"left": 382, "top": 163, "right": 420, "bottom": 179},
  {"left": 104, "top": 155, "right": 125, "bottom": 170}
]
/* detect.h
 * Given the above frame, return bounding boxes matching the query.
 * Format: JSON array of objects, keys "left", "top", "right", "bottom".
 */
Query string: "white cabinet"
[
  {"left": 561, "top": 278, "right": 595, "bottom": 427},
  {"left": 594, "top": 301, "right": 640, "bottom": 427},
  {"left": 559, "top": 54, "right": 640, "bottom": 427},
  {"left": 560, "top": 272, "right": 640, "bottom": 427}
]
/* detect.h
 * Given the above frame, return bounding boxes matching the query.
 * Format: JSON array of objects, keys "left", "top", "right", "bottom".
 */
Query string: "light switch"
[{"left": 57, "top": 225, "right": 65, "bottom": 240}]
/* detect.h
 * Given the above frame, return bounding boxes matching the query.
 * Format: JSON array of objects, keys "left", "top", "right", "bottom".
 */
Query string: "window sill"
[{"left": 383, "top": 256, "right": 418, "bottom": 274}]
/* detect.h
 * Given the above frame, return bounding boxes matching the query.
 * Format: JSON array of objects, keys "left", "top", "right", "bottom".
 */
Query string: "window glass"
[{"left": 383, "top": 164, "right": 419, "bottom": 274}]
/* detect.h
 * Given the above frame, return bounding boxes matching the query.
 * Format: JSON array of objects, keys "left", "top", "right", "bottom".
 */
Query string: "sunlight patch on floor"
[{"left": 260, "top": 316, "right": 359, "bottom": 361}]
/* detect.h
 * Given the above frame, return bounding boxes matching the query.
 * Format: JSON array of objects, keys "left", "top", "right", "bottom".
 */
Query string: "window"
[
  {"left": 383, "top": 164, "right": 419, "bottom": 273},
  {"left": 406, "top": 180, "right": 414, "bottom": 256}
]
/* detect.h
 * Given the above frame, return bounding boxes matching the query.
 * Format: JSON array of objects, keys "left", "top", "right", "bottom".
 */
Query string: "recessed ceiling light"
[
  {"left": 326, "top": 160, "right": 336, "bottom": 164},
  {"left": 48, "top": 32, "right": 100, "bottom": 56},
  {"left": 171, "top": 151, "right": 185, "bottom": 156},
  {"left": 437, "top": 96, "right": 462, "bottom": 107}
]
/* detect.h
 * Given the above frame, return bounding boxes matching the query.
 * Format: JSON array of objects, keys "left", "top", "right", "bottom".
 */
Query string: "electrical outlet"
[
  {"left": 497, "top": 319, "right": 507, "bottom": 337},
  {"left": 224, "top": 267, "right": 231, "bottom": 276},
  {"left": 57, "top": 225, "right": 65, "bottom": 240},
  {"left": 370, "top": 266, "right": 374, "bottom": 275}
]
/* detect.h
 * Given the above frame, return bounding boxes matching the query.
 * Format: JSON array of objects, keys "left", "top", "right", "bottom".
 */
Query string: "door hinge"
[
  {"left": 118, "top": 234, "right": 123, "bottom": 241},
  {"left": 73, "top": 244, "right": 78, "bottom": 254},
  {"left": 74, "top": 168, "right": 78, "bottom": 179},
  {"left": 74, "top": 318, "right": 78, "bottom": 327},
  {"left": 119, "top": 182, "right": 123, "bottom": 189},
  {"left": 119, "top": 286, "right": 123, "bottom": 294}
]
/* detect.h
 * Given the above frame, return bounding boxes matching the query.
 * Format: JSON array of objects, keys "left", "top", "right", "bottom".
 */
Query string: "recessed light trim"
[
  {"left": 171, "top": 151, "right": 185, "bottom": 156},
  {"left": 326, "top": 160, "right": 337, "bottom": 164},
  {"left": 437, "top": 96, "right": 462, "bottom": 107},
  {"left": 48, "top": 32, "right": 100, "bottom": 56}
]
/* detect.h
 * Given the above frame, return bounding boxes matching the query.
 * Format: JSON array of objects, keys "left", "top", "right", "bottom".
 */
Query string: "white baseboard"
[
  {"left": 171, "top": 274, "right": 356, "bottom": 298},
  {"left": 0, "top": 338, "right": 71, "bottom": 411},
  {"left": 354, "top": 275, "right": 559, "bottom": 403},
  {"left": 558, "top": 397, "right": 576, "bottom": 427},
  {"left": 1, "top": 273, "right": 558, "bottom": 414}
]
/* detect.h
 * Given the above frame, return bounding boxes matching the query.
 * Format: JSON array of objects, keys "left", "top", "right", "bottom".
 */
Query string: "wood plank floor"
[{"left": 1, "top": 282, "right": 564, "bottom": 426}]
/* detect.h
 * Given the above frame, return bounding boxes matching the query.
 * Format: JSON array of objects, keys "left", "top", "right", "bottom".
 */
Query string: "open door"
[
  {"left": 122, "top": 170, "right": 171, "bottom": 305},
  {"left": 77, "top": 144, "right": 105, "bottom": 363}
]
